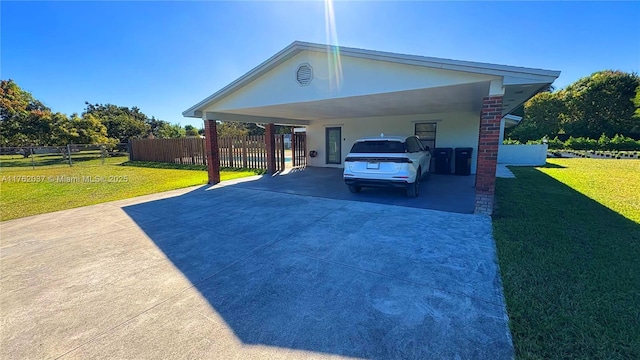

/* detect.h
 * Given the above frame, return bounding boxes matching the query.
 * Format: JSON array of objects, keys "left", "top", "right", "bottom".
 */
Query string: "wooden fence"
[
  {"left": 292, "top": 133, "right": 307, "bottom": 167},
  {"left": 129, "top": 138, "right": 206, "bottom": 165},
  {"left": 218, "top": 135, "right": 269, "bottom": 169},
  {"left": 129, "top": 134, "right": 307, "bottom": 171}
]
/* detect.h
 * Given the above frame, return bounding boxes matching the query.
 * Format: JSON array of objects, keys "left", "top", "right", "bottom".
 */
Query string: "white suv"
[{"left": 343, "top": 135, "right": 431, "bottom": 197}]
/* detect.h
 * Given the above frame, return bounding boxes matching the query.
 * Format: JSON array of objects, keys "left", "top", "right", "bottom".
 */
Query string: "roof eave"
[{"left": 295, "top": 41, "right": 561, "bottom": 79}]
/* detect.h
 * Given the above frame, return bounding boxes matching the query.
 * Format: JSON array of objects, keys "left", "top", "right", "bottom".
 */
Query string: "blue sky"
[{"left": 2, "top": 1, "right": 639, "bottom": 129}]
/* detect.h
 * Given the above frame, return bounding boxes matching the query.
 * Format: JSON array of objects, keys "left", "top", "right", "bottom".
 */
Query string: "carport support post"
[
  {"left": 291, "top": 126, "right": 296, "bottom": 167},
  {"left": 474, "top": 95, "right": 503, "bottom": 215},
  {"left": 265, "top": 123, "right": 276, "bottom": 174},
  {"left": 204, "top": 119, "right": 221, "bottom": 184}
]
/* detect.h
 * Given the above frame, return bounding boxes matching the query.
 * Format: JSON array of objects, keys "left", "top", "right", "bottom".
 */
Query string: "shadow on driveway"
[
  {"left": 0, "top": 179, "right": 512, "bottom": 359},
  {"left": 115, "top": 184, "right": 512, "bottom": 359},
  {"left": 230, "top": 167, "right": 476, "bottom": 214}
]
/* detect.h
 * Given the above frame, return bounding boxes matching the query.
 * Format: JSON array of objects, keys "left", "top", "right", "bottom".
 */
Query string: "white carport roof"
[{"left": 183, "top": 41, "right": 560, "bottom": 124}]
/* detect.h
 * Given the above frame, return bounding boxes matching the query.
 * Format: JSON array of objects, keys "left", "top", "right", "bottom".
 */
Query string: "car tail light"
[{"left": 345, "top": 157, "right": 411, "bottom": 163}]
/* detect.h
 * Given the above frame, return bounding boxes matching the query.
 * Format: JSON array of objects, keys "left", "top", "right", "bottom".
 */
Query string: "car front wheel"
[{"left": 348, "top": 185, "right": 361, "bottom": 193}]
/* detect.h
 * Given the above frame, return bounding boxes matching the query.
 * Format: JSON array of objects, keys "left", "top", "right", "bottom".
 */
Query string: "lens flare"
[{"left": 324, "top": 0, "right": 343, "bottom": 92}]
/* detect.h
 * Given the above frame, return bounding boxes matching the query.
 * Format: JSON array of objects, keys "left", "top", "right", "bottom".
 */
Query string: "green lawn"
[
  {"left": 0, "top": 157, "right": 260, "bottom": 221},
  {"left": 0, "top": 150, "right": 114, "bottom": 168},
  {"left": 493, "top": 158, "right": 640, "bottom": 359}
]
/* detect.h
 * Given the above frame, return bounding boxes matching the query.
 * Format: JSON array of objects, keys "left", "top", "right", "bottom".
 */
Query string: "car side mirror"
[{"left": 424, "top": 146, "right": 430, "bottom": 152}]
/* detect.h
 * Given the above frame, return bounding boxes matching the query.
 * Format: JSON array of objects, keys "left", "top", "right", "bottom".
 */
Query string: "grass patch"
[
  {"left": 493, "top": 158, "right": 640, "bottom": 359},
  {"left": 121, "top": 160, "right": 267, "bottom": 175},
  {"left": 122, "top": 160, "right": 208, "bottom": 171},
  {"left": 0, "top": 152, "right": 113, "bottom": 168},
  {"left": 0, "top": 157, "right": 261, "bottom": 221}
]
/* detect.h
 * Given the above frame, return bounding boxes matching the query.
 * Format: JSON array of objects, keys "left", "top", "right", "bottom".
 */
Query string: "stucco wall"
[
  {"left": 206, "top": 51, "right": 497, "bottom": 112},
  {"left": 305, "top": 111, "right": 481, "bottom": 174},
  {"left": 497, "top": 144, "right": 548, "bottom": 166}
]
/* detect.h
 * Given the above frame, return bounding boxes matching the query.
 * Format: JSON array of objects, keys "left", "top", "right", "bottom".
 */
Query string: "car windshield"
[{"left": 350, "top": 141, "right": 406, "bottom": 153}]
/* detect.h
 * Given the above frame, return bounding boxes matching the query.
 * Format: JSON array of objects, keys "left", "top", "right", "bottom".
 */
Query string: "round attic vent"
[{"left": 296, "top": 63, "right": 313, "bottom": 86}]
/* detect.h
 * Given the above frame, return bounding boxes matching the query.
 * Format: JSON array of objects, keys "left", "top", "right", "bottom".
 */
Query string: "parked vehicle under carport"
[{"left": 343, "top": 135, "right": 431, "bottom": 197}]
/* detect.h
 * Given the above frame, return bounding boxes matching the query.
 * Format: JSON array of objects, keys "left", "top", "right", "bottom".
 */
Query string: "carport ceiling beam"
[{"left": 205, "top": 112, "right": 310, "bottom": 125}]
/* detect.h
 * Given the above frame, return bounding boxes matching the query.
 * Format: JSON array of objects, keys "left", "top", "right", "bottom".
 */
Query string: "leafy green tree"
[
  {"left": 147, "top": 116, "right": 167, "bottom": 138},
  {"left": 57, "top": 113, "right": 111, "bottom": 145},
  {"left": 157, "top": 122, "right": 186, "bottom": 138},
  {"left": 562, "top": 70, "right": 639, "bottom": 138},
  {"left": 508, "top": 71, "right": 640, "bottom": 141},
  {"left": 276, "top": 125, "right": 292, "bottom": 134},
  {"left": 246, "top": 123, "right": 265, "bottom": 135},
  {"left": 213, "top": 122, "right": 298, "bottom": 137},
  {"left": 184, "top": 124, "right": 199, "bottom": 137},
  {"left": 83, "top": 102, "right": 150, "bottom": 142},
  {"left": 107, "top": 114, "right": 150, "bottom": 142},
  {"left": 2, "top": 80, "right": 172, "bottom": 148},
  {"left": 507, "top": 92, "right": 564, "bottom": 142},
  {"left": 20, "top": 109, "right": 54, "bottom": 146},
  {"left": 0, "top": 79, "right": 53, "bottom": 147},
  {"left": 49, "top": 112, "right": 72, "bottom": 145},
  {"left": 633, "top": 84, "right": 640, "bottom": 119},
  {"left": 146, "top": 117, "right": 185, "bottom": 138},
  {"left": 217, "top": 122, "right": 249, "bottom": 137}
]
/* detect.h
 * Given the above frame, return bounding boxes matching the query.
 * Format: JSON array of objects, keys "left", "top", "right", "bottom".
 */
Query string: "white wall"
[
  {"left": 305, "top": 111, "right": 481, "bottom": 173},
  {"left": 498, "top": 144, "right": 548, "bottom": 166},
  {"left": 208, "top": 51, "right": 497, "bottom": 112}
]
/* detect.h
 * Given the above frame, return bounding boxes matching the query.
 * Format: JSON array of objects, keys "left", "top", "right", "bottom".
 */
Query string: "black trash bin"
[
  {"left": 454, "top": 147, "right": 473, "bottom": 175},
  {"left": 434, "top": 148, "right": 452, "bottom": 174}
]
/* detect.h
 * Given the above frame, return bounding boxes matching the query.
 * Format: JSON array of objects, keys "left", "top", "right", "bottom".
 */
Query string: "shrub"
[
  {"left": 503, "top": 138, "right": 522, "bottom": 145},
  {"left": 564, "top": 136, "right": 598, "bottom": 150},
  {"left": 547, "top": 137, "right": 564, "bottom": 149},
  {"left": 610, "top": 134, "right": 640, "bottom": 151},
  {"left": 598, "top": 134, "right": 611, "bottom": 150}
]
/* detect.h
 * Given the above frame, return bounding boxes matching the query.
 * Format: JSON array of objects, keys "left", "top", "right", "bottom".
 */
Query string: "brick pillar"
[
  {"left": 265, "top": 123, "right": 276, "bottom": 174},
  {"left": 475, "top": 95, "right": 503, "bottom": 215},
  {"left": 204, "top": 120, "right": 221, "bottom": 184}
]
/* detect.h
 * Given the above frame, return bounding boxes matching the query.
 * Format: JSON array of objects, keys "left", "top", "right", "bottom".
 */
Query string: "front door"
[{"left": 325, "top": 127, "right": 341, "bottom": 164}]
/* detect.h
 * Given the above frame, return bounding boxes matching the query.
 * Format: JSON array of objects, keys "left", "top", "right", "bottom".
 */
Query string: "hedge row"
[
  {"left": 504, "top": 134, "right": 640, "bottom": 151},
  {"left": 561, "top": 150, "right": 639, "bottom": 159}
]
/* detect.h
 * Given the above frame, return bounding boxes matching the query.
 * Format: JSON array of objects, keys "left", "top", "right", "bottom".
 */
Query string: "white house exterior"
[
  {"left": 305, "top": 112, "right": 482, "bottom": 172},
  {"left": 183, "top": 41, "right": 560, "bottom": 214}
]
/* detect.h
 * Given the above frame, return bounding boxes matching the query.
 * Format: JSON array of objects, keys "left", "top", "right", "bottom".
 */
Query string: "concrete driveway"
[
  {"left": 1, "top": 182, "right": 513, "bottom": 359},
  {"left": 233, "top": 167, "right": 477, "bottom": 214}
]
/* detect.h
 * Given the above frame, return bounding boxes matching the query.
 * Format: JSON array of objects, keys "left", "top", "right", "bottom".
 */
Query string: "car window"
[
  {"left": 406, "top": 137, "right": 420, "bottom": 153},
  {"left": 350, "top": 141, "right": 406, "bottom": 153}
]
